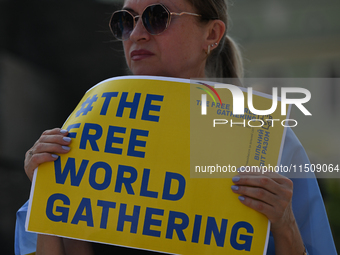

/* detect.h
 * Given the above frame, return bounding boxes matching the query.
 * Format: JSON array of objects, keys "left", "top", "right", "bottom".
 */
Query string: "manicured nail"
[
  {"left": 232, "top": 176, "right": 240, "bottom": 182},
  {"left": 63, "top": 137, "right": 72, "bottom": 143},
  {"left": 231, "top": 185, "right": 239, "bottom": 191},
  {"left": 238, "top": 196, "right": 245, "bottom": 201},
  {"left": 60, "top": 129, "right": 68, "bottom": 134},
  {"left": 52, "top": 154, "right": 59, "bottom": 159},
  {"left": 62, "top": 146, "right": 70, "bottom": 151}
]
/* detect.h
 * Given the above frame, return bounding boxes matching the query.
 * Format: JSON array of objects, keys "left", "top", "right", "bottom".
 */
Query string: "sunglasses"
[{"left": 109, "top": 3, "right": 201, "bottom": 41}]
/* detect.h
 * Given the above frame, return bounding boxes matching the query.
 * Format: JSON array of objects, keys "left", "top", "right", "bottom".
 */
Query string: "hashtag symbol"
[{"left": 76, "top": 94, "right": 98, "bottom": 117}]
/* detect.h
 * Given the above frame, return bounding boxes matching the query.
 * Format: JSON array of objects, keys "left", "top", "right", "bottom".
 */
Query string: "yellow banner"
[{"left": 26, "top": 76, "right": 288, "bottom": 254}]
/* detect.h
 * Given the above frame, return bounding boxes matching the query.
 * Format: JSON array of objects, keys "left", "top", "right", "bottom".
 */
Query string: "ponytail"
[{"left": 205, "top": 35, "right": 244, "bottom": 78}]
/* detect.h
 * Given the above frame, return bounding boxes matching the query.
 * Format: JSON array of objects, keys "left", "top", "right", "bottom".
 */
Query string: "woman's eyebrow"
[{"left": 122, "top": 7, "right": 136, "bottom": 13}]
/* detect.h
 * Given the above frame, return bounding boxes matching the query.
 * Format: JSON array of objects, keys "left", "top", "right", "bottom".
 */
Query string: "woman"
[{"left": 19, "top": 0, "right": 336, "bottom": 254}]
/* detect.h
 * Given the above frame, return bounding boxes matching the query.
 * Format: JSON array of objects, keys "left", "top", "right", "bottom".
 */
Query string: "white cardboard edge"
[
  {"left": 263, "top": 220, "right": 271, "bottom": 255},
  {"left": 85, "top": 75, "right": 281, "bottom": 101},
  {"left": 25, "top": 76, "right": 282, "bottom": 254},
  {"left": 87, "top": 75, "right": 192, "bottom": 93},
  {"left": 277, "top": 104, "right": 292, "bottom": 168},
  {"left": 25, "top": 167, "right": 38, "bottom": 231}
]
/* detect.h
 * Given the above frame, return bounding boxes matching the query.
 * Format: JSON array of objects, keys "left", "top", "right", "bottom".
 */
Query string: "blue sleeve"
[
  {"left": 15, "top": 200, "right": 37, "bottom": 255},
  {"left": 266, "top": 128, "right": 337, "bottom": 255}
]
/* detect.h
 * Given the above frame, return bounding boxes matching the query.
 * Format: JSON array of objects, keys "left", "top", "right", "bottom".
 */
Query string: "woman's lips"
[{"left": 130, "top": 49, "right": 154, "bottom": 61}]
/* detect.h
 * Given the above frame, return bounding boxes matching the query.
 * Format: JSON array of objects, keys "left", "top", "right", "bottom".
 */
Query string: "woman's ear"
[{"left": 204, "top": 20, "right": 226, "bottom": 52}]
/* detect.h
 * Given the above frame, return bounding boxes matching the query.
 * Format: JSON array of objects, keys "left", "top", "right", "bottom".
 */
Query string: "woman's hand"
[
  {"left": 231, "top": 170, "right": 293, "bottom": 229},
  {"left": 231, "top": 169, "right": 305, "bottom": 255},
  {"left": 24, "top": 128, "right": 72, "bottom": 181}
]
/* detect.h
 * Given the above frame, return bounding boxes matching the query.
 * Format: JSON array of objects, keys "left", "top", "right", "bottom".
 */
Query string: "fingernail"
[
  {"left": 232, "top": 176, "right": 240, "bottom": 182},
  {"left": 52, "top": 154, "right": 59, "bottom": 159},
  {"left": 62, "top": 146, "right": 70, "bottom": 151},
  {"left": 238, "top": 196, "right": 245, "bottom": 201},
  {"left": 231, "top": 185, "right": 239, "bottom": 191},
  {"left": 63, "top": 137, "right": 72, "bottom": 143},
  {"left": 60, "top": 129, "right": 68, "bottom": 134}
]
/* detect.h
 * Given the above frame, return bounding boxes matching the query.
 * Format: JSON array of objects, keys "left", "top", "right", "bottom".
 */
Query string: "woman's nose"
[{"left": 129, "top": 17, "right": 150, "bottom": 42}]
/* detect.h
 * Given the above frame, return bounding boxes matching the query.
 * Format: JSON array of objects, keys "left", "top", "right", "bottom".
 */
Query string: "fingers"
[
  {"left": 236, "top": 193, "right": 275, "bottom": 217},
  {"left": 24, "top": 128, "right": 72, "bottom": 181},
  {"left": 238, "top": 167, "right": 293, "bottom": 187},
  {"left": 238, "top": 166, "right": 291, "bottom": 185},
  {"left": 33, "top": 138, "right": 71, "bottom": 155},
  {"left": 25, "top": 153, "right": 57, "bottom": 181},
  {"left": 232, "top": 172, "right": 293, "bottom": 195},
  {"left": 231, "top": 172, "right": 293, "bottom": 223},
  {"left": 232, "top": 183, "right": 277, "bottom": 205}
]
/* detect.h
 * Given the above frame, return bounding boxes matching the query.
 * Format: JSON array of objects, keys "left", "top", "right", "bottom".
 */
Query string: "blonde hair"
[{"left": 186, "top": 0, "right": 244, "bottom": 78}]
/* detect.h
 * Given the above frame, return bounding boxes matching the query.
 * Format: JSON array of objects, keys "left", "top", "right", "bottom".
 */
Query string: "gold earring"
[
  {"left": 206, "top": 43, "right": 218, "bottom": 55},
  {"left": 207, "top": 45, "right": 211, "bottom": 55}
]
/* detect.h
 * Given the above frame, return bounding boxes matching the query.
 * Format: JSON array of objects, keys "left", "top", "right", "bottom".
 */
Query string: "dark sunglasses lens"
[
  {"left": 111, "top": 11, "right": 134, "bottom": 40},
  {"left": 142, "top": 4, "right": 169, "bottom": 35}
]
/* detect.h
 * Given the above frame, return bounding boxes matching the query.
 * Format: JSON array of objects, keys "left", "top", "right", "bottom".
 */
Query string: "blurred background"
[{"left": 0, "top": 0, "right": 339, "bottom": 254}]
